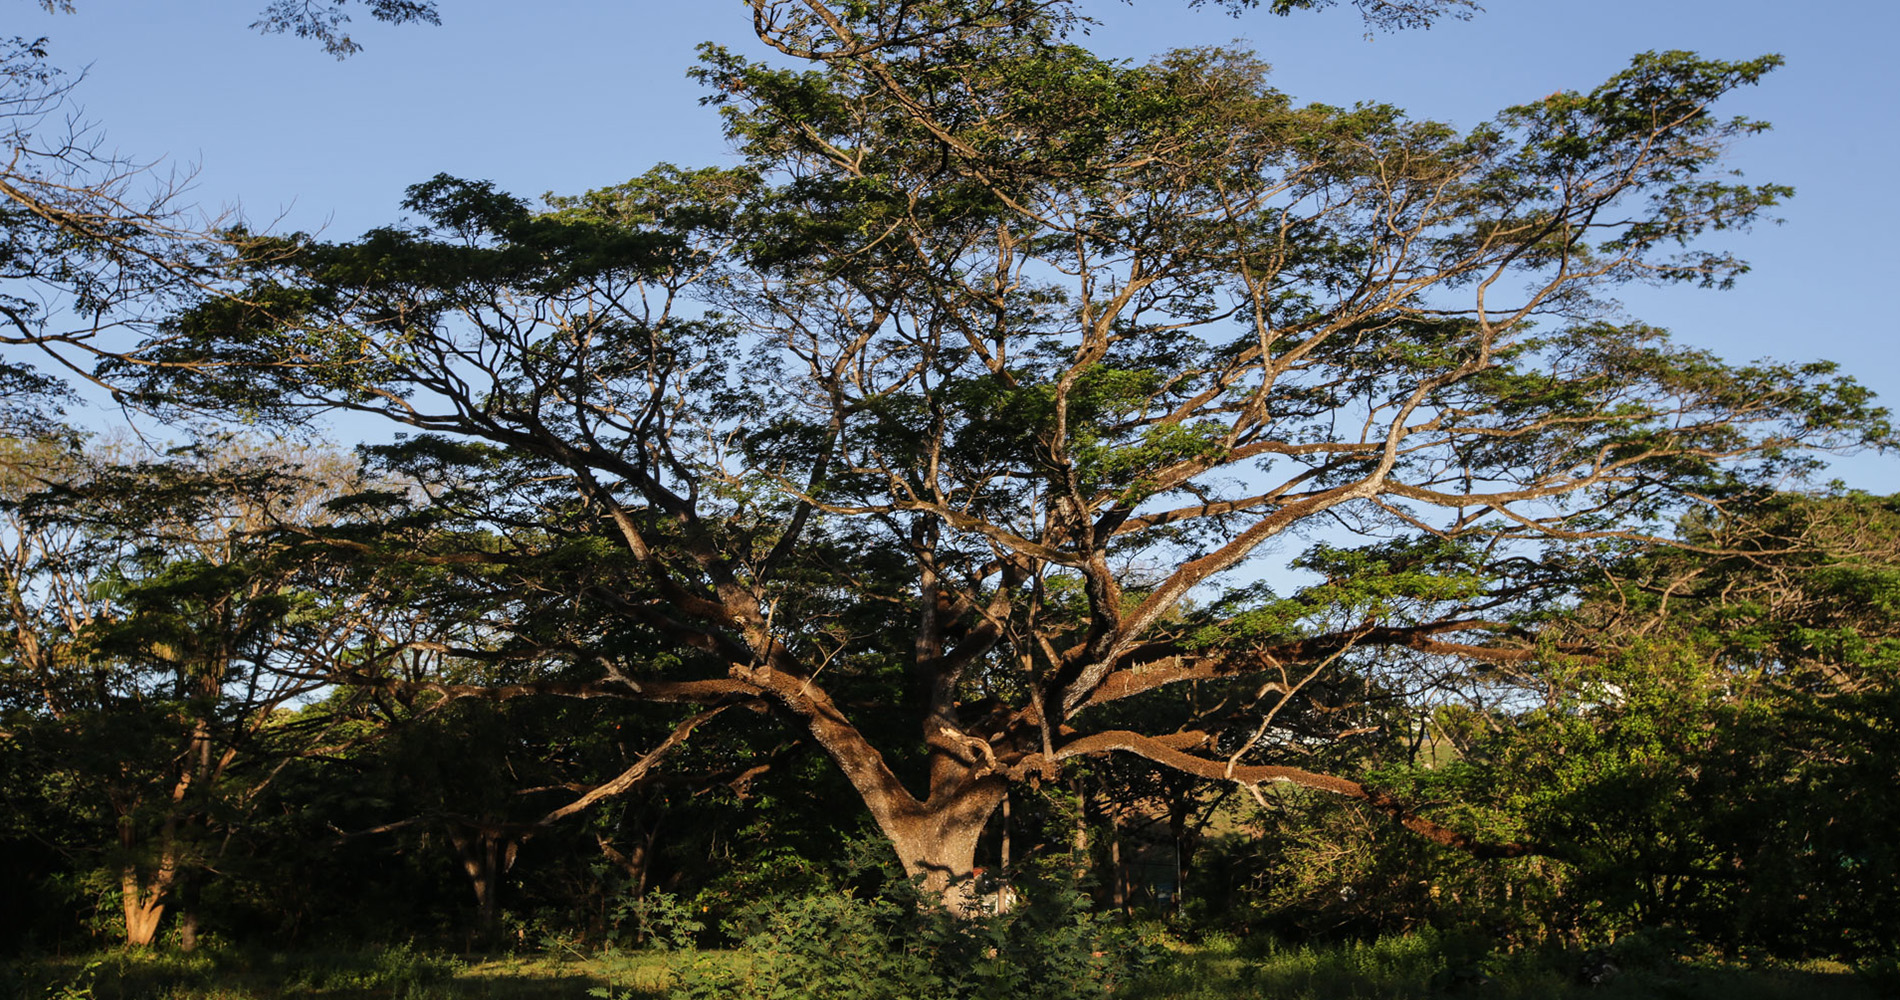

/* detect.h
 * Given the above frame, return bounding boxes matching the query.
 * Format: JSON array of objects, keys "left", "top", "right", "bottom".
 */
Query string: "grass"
[
  {"left": 0, "top": 946, "right": 686, "bottom": 1000},
  {"left": 1121, "top": 931, "right": 1885, "bottom": 1000},
  {"left": 0, "top": 936, "right": 1886, "bottom": 1000}
]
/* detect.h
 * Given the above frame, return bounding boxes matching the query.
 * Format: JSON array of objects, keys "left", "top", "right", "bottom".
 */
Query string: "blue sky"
[{"left": 17, "top": 0, "right": 1899, "bottom": 489}]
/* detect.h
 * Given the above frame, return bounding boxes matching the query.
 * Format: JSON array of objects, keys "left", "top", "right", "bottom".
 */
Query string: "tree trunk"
[
  {"left": 447, "top": 822, "right": 519, "bottom": 940},
  {"left": 1168, "top": 795, "right": 1196, "bottom": 910},
  {"left": 998, "top": 792, "right": 1011, "bottom": 874},
  {"left": 176, "top": 869, "right": 203, "bottom": 952},
  {"left": 118, "top": 818, "right": 181, "bottom": 948},
  {"left": 597, "top": 821, "right": 661, "bottom": 899},
  {"left": 1071, "top": 776, "right": 1091, "bottom": 880},
  {"left": 870, "top": 785, "right": 1006, "bottom": 911},
  {"left": 121, "top": 868, "right": 169, "bottom": 948},
  {"left": 762, "top": 650, "right": 1010, "bottom": 911}
]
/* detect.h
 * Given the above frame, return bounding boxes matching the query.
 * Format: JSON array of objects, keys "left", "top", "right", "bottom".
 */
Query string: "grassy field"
[{"left": 1, "top": 937, "right": 1887, "bottom": 1000}]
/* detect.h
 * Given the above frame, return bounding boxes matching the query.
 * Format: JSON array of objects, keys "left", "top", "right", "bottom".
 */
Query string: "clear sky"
[{"left": 15, "top": 0, "right": 1899, "bottom": 490}]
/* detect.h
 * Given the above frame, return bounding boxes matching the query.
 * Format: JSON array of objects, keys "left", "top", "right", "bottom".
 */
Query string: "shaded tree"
[
  {"left": 0, "top": 434, "right": 386, "bottom": 946},
  {"left": 1221, "top": 492, "right": 1900, "bottom": 956}
]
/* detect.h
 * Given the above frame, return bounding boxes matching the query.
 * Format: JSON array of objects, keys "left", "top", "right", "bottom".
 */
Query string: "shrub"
[{"left": 667, "top": 868, "right": 1158, "bottom": 1000}]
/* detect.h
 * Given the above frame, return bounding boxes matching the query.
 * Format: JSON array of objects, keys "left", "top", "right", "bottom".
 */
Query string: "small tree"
[{"left": 0, "top": 435, "right": 380, "bottom": 946}]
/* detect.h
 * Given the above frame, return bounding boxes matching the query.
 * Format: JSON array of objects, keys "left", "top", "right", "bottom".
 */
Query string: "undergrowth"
[{"left": 0, "top": 927, "right": 1887, "bottom": 1000}]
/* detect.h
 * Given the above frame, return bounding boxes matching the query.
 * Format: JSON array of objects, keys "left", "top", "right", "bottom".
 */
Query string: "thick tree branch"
[{"left": 1058, "top": 729, "right": 1537, "bottom": 859}]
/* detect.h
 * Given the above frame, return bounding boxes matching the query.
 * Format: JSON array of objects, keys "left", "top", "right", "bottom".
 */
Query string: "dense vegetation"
[{"left": 2, "top": 0, "right": 1896, "bottom": 995}]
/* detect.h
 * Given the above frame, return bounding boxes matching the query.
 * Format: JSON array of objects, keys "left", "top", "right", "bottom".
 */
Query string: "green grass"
[
  {"left": 1123, "top": 932, "right": 1885, "bottom": 1000},
  {"left": 0, "top": 945, "right": 749, "bottom": 1000},
  {"left": 1, "top": 938, "right": 1885, "bottom": 1000}
]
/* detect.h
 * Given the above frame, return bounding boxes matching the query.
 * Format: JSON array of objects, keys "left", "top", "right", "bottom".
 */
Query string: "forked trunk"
[
  {"left": 777, "top": 658, "right": 1009, "bottom": 912},
  {"left": 871, "top": 784, "right": 1007, "bottom": 912},
  {"left": 447, "top": 821, "right": 525, "bottom": 941},
  {"left": 118, "top": 826, "right": 182, "bottom": 948},
  {"left": 596, "top": 822, "right": 661, "bottom": 900},
  {"left": 121, "top": 868, "right": 170, "bottom": 948}
]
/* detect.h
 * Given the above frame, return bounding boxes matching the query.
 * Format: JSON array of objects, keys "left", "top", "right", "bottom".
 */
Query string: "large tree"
[{"left": 120, "top": 1, "right": 1887, "bottom": 898}]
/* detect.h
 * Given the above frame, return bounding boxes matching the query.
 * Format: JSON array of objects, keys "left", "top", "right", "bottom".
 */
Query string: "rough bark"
[{"left": 869, "top": 781, "right": 1008, "bottom": 907}]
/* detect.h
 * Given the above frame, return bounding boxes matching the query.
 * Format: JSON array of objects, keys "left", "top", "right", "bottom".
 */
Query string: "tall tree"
[{"left": 121, "top": 3, "right": 1887, "bottom": 899}]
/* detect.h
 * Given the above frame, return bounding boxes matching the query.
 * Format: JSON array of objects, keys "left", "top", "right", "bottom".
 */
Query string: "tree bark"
[
  {"left": 117, "top": 810, "right": 182, "bottom": 948},
  {"left": 176, "top": 869, "right": 203, "bottom": 952},
  {"left": 998, "top": 792, "right": 1011, "bottom": 875},
  {"left": 867, "top": 783, "right": 1006, "bottom": 910},
  {"left": 447, "top": 822, "right": 520, "bottom": 939},
  {"left": 1071, "top": 776, "right": 1091, "bottom": 881},
  {"left": 120, "top": 868, "right": 170, "bottom": 948}
]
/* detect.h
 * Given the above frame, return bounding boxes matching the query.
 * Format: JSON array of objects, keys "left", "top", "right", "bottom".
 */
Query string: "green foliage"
[
  {"left": 1, "top": 939, "right": 1879, "bottom": 1000},
  {"left": 15, "top": 0, "right": 1899, "bottom": 974},
  {"left": 665, "top": 872, "right": 1158, "bottom": 1000},
  {"left": 248, "top": 0, "right": 440, "bottom": 58},
  {"left": 1269, "top": 640, "right": 1900, "bottom": 959},
  {"left": 39, "top": 960, "right": 103, "bottom": 1000},
  {"left": 277, "top": 942, "right": 462, "bottom": 994},
  {"left": 1229, "top": 0, "right": 1479, "bottom": 31},
  {"left": 608, "top": 893, "right": 705, "bottom": 953}
]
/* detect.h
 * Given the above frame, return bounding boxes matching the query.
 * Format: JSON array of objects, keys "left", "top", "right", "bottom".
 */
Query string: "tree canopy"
[
  {"left": 2, "top": 0, "right": 1896, "bottom": 964},
  {"left": 104, "top": 0, "right": 1889, "bottom": 897}
]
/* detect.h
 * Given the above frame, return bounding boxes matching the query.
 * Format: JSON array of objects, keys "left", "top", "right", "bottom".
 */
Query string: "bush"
[
  {"left": 280, "top": 942, "right": 461, "bottom": 993},
  {"left": 666, "top": 869, "right": 1158, "bottom": 1000}
]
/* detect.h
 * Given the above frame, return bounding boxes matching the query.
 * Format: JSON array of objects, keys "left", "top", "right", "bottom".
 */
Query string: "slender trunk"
[
  {"left": 998, "top": 792, "right": 1011, "bottom": 874},
  {"left": 478, "top": 837, "right": 500, "bottom": 931},
  {"left": 597, "top": 819, "right": 662, "bottom": 899},
  {"left": 1071, "top": 776, "right": 1090, "bottom": 881},
  {"left": 633, "top": 817, "right": 662, "bottom": 898},
  {"left": 176, "top": 869, "right": 203, "bottom": 952},
  {"left": 1168, "top": 796, "right": 1195, "bottom": 909}
]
